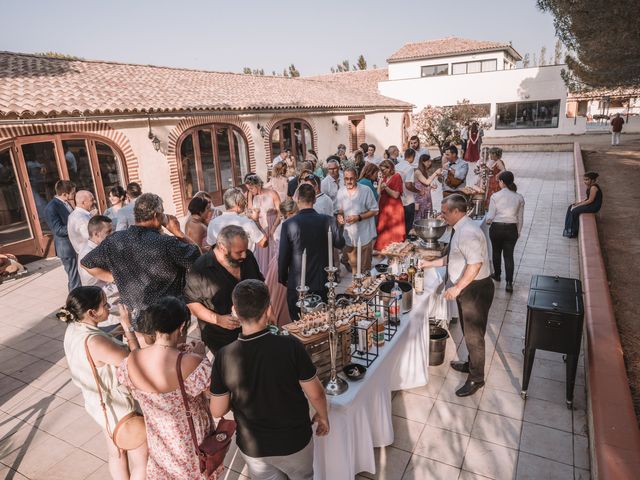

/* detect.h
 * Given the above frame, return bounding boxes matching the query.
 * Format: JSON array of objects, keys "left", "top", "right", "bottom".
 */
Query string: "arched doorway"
[
  {"left": 269, "top": 119, "right": 314, "bottom": 162},
  {"left": 0, "top": 134, "right": 127, "bottom": 257}
]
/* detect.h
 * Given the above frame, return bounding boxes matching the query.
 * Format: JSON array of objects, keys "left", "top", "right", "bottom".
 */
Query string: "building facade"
[{"left": 0, "top": 52, "right": 410, "bottom": 257}]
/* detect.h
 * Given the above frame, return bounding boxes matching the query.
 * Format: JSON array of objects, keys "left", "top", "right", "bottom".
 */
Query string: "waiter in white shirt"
[
  {"left": 420, "top": 194, "right": 494, "bottom": 397},
  {"left": 67, "top": 190, "right": 95, "bottom": 253},
  {"left": 485, "top": 171, "right": 525, "bottom": 293}
]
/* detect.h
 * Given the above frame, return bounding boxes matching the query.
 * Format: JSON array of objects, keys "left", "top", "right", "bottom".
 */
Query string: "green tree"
[
  {"left": 553, "top": 39, "right": 564, "bottom": 64},
  {"left": 356, "top": 54, "right": 367, "bottom": 70},
  {"left": 539, "top": 46, "right": 547, "bottom": 66},
  {"left": 522, "top": 53, "right": 530, "bottom": 68},
  {"left": 288, "top": 64, "right": 300, "bottom": 77},
  {"left": 537, "top": 0, "right": 640, "bottom": 87}
]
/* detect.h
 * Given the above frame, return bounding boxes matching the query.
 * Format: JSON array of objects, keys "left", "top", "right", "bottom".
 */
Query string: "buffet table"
[{"left": 312, "top": 268, "right": 441, "bottom": 479}]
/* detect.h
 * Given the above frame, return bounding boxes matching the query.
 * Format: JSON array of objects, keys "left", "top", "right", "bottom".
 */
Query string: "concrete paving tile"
[
  {"left": 0, "top": 464, "right": 29, "bottom": 479},
  {"left": 462, "top": 437, "right": 517, "bottom": 479},
  {"left": 7, "top": 359, "right": 62, "bottom": 385},
  {"left": 224, "top": 437, "right": 249, "bottom": 476},
  {"left": 574, "top": 434, "right": 589, "bottom": 470},
  {"left": 401, "top": 455, "right": 459, "bottom": 480},
  {"left": 392, "top": 391, "right": 435, "bottom": 424},
  {"left": 574, "top": 467, "right": 591, "bottom": 480},
  {"left": 458, "top": 471, "right": 493, "bottom": 480},
  {"left": 406, "top": 373, "right": 444, "bottom": 399},
  {"left": 80, "top": 461, "right": 111, "bottom": 480},
  {"left": 478, "top": 386, "right": 525, "bottom": 421},
  {"left": 520, "top": 422, "right": 573, "bottom": 465},
  {"left": 437, "top": 375, "right": 483, "bottom": 409},
  {"left": 427, "top": 399, "right": 477, "bottom": 436},
  {"left": 523, "top": 397, "right": 573, "bottom": 432},
  {"left": 0, "top": 385, "right": 67, "bottom": 422},
  {"left": 515, "top": 452, "right": 574, "bottom": 480},
  {"left": 391, "top": 415, "right": 424, "bottom": 453},
  {"left": 361, "top": 446, "right": 411, "bottom": 480},
  {"left": 53, "top": 412, "right": 103, "bottom": 447},
  {"left": 573, "top": 408, "right": 588, "bottom": 436},
  {"left": 471, "top": 411, "right": 522, "bottom": 449},
  {"left": 485, "top": 365, "right": 522, "bottom": 395},
  {"left": 47, "top": 448, "right": 105, "bottom": 480},
  {"left": 1, "top": 429, "right": 75, "bottom": 478},
  {"left": 413, "top": 424, "right": 469, "bottom": 468},
  {"left": 0, "top": 374, "right": 26, "bottom": 398},
  {"left": 0, "top": 350, "right": 41, "bottom": 375}
]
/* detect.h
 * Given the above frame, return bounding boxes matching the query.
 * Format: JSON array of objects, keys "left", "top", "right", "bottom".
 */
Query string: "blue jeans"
[{"left": 61, "top": 256, "right": 81, "bottom": 291}]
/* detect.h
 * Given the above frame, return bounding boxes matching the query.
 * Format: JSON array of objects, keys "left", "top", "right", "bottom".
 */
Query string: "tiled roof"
[
  {"left": 387, "top": 37, "right": 522, "bottom": 63},
  {"left": 306, "top": 68, "right": 389, "bottom": 95},
  {"left": 568, "top": 86, "right": 640, "bottom": 100},
  {"left": 0, "top": 52, "right": 411, "bottom": 118}
]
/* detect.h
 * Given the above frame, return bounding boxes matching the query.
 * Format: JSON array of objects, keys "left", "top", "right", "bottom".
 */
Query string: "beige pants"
[{"left": 342, "top": 240, "right": 374, "bottom": 275}]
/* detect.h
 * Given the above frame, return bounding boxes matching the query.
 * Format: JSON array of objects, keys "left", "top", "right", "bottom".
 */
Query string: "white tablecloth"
[{"left": 313, "top": 269, "right": 441, "bottom": 479}]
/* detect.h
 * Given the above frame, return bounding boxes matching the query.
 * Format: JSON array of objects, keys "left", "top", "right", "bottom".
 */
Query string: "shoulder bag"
[
  {"left": 177, "top": 352, "right": 236, "bottom": 478},
  {"left": 84, "top": 336, "right": 147, "bottom": 451}
]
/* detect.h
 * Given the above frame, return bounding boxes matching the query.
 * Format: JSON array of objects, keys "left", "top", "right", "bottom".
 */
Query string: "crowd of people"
[{"left": 35, "top": 131, "right": 601, "bottom": 479}]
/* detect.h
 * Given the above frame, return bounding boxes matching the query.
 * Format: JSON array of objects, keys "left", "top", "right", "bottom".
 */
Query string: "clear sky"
[{"left": 0, "top": 0, "right": 558, "bottom": 75}]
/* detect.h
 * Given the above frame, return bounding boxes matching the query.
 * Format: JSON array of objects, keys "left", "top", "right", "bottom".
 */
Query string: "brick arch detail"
[
  {"left": 262, "top": 116, "right": 319, "bottom": 170},
  {"left": 166, "top": 115, "right": 256, "bottom": 216},
  {"left": 0, "top": 121, "right": 140, "bottom": 182}
]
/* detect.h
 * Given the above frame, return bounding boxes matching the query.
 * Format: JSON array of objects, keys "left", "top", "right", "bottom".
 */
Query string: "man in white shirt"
[
  {"left": 272, "top": 150, "right": 288, "bottom": 168},
  {"left": 420, "top": 194, "right": 494, "bottom": 397},
  {"left": 304, "top": 174, "right": 334, "bottom": 217},
  {"left": 335, "top": 168, "right": 379, "bottom": 274},
  {"left": 67, "top": 190, "right": 95, "bottom": 253},
  {"left": 485, "top": 171, "right": 525, "bottom": 292},
  {"left": 207, "top": 188, "right": 265, "bottom": 251},
  {"left": 320, "top": 158, "right": 344, "bottom": 202},
  {"left": 364, "top": 144, "right": 382, "bottom": 165},
  {"left": 79, "top": 215, "right": 119, "bottom": 330},
  {"left": 440, "top": 145, "right": 469, "bottom": 196},
  {"left": 395, "top": 149, "right": 420, "bottom": 235},
  {"left": 409, "top": 136, "right": 430, "bottom": 167}
]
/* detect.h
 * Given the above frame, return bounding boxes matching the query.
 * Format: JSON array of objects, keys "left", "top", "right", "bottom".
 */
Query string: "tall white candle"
[
  {"left": 356, "top": 239, "right": 362, "bottom": 276},
  {"left": 300, "top": 249, "right": 307, "bottom": 288},
  {"left": 328, "top": 228, "right": 333, "bottom": 268}
]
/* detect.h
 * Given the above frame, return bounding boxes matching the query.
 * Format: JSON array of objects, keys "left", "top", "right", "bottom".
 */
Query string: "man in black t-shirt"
[
  {"left": 184, "top": 225, "right": 263, "bottom": 352},
  {"left": 210, "top": 280, "right": 329, "bottom": 480}
]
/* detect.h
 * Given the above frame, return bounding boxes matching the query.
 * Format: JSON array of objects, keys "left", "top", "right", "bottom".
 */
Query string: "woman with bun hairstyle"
[
  {"left": 485, "top": 171, "right": 525, "bottom": 293},
  {"left": 563, "top": 171, "right": 603, "bottom": 238},
  {"left": 117, "top": 296, "right": 220, "bottom": 480},
  {"left": 60, "top": 286, "right": 147, "bottom": 480}
]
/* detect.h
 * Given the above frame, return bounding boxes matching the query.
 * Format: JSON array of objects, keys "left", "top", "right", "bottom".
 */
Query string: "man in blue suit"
[
  {"left": 44, "top": 180, "right": 81, "bottom": 291},
  {"left": 278, "top": 184, "right": 345, "bottom": 320}
]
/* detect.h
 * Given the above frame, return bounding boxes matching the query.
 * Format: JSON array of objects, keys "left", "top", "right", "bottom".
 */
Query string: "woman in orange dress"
[
  {"left": 483, "top": 147, "right": 506, "bottom": 207},
  {"left": 374, "top": 159, "right": 405, "bottom": 251}
]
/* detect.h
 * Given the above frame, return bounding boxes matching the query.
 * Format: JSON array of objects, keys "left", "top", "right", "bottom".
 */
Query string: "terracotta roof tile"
[
  {"left": 387, "top": 37, "right": 521, "bottom": 63},
  {"left": 306, "top": 68, "right": 389, "bottom": 96},
  {"left": 0, "top": 52, "right": 411, "bottom": 118}
]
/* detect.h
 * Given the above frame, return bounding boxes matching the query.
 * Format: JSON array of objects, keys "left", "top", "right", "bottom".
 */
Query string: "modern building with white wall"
[{"left": 0, "top": 52, "right": 410, "bottom": 258}]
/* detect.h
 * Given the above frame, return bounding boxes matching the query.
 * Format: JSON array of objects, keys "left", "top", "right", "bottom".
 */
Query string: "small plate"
[{"left": 343, "top": 363, "right": 367, "bottom": 381}]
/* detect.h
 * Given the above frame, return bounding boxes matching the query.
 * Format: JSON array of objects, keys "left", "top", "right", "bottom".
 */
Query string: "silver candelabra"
[{"left": 323, "top": 265, "right": 348, "bottom": 395}]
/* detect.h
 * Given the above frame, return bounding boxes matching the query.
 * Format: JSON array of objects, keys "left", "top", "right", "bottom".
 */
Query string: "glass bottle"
[
  {"left": 407, "top": 257, "right": 417, "bottom": 284},
  {"left": 414, "top": 268, "right": 425, "bottom": 295}
]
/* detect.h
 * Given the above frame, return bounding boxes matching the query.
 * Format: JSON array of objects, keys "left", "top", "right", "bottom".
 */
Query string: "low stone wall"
[{"left": 573, "top": 142, "right": 640, "bottom": 479}]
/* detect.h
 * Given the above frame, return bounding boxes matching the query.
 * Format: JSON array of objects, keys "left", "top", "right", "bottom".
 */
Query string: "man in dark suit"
[
  {"left": 279, "top": 184, "right": 345, "bottom": 320},
  {"left": 44, "top": 180, "right": 80, "bottom": 291}
]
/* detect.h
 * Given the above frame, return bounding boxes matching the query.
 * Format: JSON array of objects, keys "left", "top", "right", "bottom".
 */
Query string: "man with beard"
[{"left": 184, "top": 225, "right": 264, "bottom": 353}]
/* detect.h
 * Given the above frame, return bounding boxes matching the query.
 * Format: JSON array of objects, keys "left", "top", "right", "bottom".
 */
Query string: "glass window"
[
  {"left": 452, "top": 63, "right": 466, "bottom": 75},
  {"left": 62, "top": 139, "right": 95, "bottom": 195},
  {"left": 21, "top": 142, "right": 60, "bottom": 234},
  {"left": 198, "top": 129, "right": 218, "bottom": 193},
  {"left": 0, "top": 149, "right": 32, "bottom": 245},
  {"left": 216, "top": 127, "right": 233, "bottom": 191},
  {"left": 96, "top": 142, "right": 123, "bottom": 196},
  {"left": 180, "top": 134, "right": 197, "bottom": 198},
  {"left": 496, "top": 100, "right": 561, "bottom": 129},
  {"left": 421, "top": 64, "right": 448, "bottom": 77},
  {"left": 482, "top": 59, "right": 497, "bottom": 72},
  {"left": 232, "top": 130, "right": 249, "bottom": 186},
  {"left": 269, "top": 119, "right": 314, "bottom": 162},
  {"left": 467, "top": 61, "right": 482, "bottom": 74}
]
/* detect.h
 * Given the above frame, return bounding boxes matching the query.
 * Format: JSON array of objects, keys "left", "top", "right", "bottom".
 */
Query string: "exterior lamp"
[
  {"left": 147, "top": 115, "right": 161, "bottom": 152},
  {"left": 331, "top": 119, "right": 339, "bottom": 131},
  {"left": 384, "top": 116, "right": 389, "bottom": 127}
]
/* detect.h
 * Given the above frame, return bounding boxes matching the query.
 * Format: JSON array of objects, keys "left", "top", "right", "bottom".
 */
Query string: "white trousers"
[{"left": 612, "top": 132, "right": 621, "bottom": 145}]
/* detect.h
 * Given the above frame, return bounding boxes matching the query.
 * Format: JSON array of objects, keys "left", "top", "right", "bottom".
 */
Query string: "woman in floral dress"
[
  {"left": 414, "top": 154, "right": 443, "bottom": 220},
  {"left": 118, "top": 297, "right": 221, "bottom": 480}
]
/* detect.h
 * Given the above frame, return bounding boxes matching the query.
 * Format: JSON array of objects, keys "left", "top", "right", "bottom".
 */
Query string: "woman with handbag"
[
  {"left": 117, "top": 296, "right": 223, "bottom": 479},
  {"left": 60, "top": 286, "right": 147, "bottom": 480}
]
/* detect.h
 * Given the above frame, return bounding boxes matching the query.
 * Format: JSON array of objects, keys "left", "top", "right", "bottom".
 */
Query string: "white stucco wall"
[
  {"left": 379, "top": 65, "right": 585, "bottom": 136},
  {"left": 363, "top": 112, "right": 405, "bottom": 150},
  {"left": 388, "top": 51, "right": 510, "bottom": 80}
]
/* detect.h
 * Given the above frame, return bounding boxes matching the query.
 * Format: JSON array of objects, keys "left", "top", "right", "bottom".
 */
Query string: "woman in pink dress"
[
  {"left": 265, "top": 200, "right": 298, "bottom": 327},
  {"left": 414, "top": 154, "right": 443, "bottom": 220},
  {"left": 374, "top": 160, "right": 405, "bottom": 251},
  {"left": 265, "top": 161, "right": 289, "bottom": 202},
  {"left": 246, "top": 174, "right": 281, "bottom": 275},
  {"left": 117, "top": 297, "right": 222, "bottom": 480}
]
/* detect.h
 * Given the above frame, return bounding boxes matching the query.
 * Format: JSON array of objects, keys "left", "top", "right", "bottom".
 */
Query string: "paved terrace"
[{"left": 0, "top": 152, "right": 588, "bottom": 479}]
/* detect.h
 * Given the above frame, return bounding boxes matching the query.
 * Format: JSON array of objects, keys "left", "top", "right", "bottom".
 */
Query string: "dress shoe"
[
  {"left": 491, "top": 274, "right": 501, "bottom": 282},
  {"left": 455, "top": 379, "right": 485, "bottom": 397},
  {"left": 450, "top": 361, "right": 470, "bottom": 373},
  {"left": 505, "top": 282, "right": 513, "bottom": 293}
]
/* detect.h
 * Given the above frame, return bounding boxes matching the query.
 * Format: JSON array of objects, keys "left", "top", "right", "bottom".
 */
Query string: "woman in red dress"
[
  {"left": 483, "top": 147, "right": 506, "bottom": 207},
  {"left": 464, "top": 122, "right": 481, "bottom": 162},
  {"left": 375, "top": 159, "right": 405, "bottom": 251}
]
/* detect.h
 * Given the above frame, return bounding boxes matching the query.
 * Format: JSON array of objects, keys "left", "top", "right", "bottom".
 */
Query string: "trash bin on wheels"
[{"left": 521, "top": 275, "right": 584, "bottom": 408}]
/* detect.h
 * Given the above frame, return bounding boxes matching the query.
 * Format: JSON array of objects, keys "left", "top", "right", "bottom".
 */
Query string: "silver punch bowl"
[{"left": 413, "top": 218, "right": 448, "bottom": 248}]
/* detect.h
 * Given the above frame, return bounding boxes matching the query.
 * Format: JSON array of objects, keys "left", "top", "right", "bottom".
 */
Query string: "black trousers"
[
  {"left": 287, "top": 288, "right": 327, "bottom": 321},
  {"left": 489, "top": 223, "right": 518, "bottom": 283},
  {"left": 456, "top": 276, "right": 495, "bottom": 382},
  {"left": 404, "top": 203, "right": 415, "bottom": 235}
]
